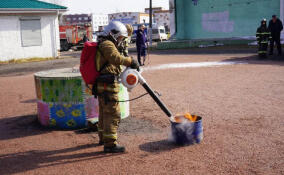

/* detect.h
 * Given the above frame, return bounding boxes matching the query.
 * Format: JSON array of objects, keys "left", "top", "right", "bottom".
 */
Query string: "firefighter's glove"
[{"left": 130, "top": 58, "right": 140, "bottom": 71}]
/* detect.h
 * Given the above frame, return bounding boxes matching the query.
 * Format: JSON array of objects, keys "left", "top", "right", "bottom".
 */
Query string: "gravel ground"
[{"left": 0, "top": 48, "right": 283, "bottom": 175}]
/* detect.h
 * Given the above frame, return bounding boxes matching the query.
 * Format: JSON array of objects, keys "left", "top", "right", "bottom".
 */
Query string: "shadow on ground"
[
  {"left": 0, "top": 114, "right": 51, "bottom": 141},
  {"left": 0, "top": 114, "right": 90, "bottom": 140},
  {"left": 0, "top": 113, "right": 160, "bottom": 140},
  {"left": 20, "top": 99, "right": 37, "bottom": 103},
  {"left": 139, "top": 139, "right": 182, "bottom": 153},
  {"left": 222, "top": 54, "right": 284, "bottom": 66},
  {"left": 0, "top": 144, "right": 119, "bottom": 175}
]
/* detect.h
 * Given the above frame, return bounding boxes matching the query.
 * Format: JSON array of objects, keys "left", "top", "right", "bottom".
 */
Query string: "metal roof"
[{"left": 0, "top": 0, "right": 67, "bottom": 10}]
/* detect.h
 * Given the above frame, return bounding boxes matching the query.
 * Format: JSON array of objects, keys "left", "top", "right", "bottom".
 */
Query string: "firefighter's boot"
[{"left": 104, "top": 144, "right": 125, "bottom": 153}]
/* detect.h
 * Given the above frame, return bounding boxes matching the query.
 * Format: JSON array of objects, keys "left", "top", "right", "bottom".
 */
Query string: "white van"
[{"left": 151, "top": 26, "right": 168, "bottom": 42}]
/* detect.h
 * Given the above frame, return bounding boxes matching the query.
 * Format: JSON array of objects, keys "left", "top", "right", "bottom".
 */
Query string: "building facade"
[
  {"left": 145, "top": 7, "right": 163, "bottom": 14},
  {"left": 60, "top": 14, "right": 92, "bottom": 26},
  {"left": 108, "top": 12, "right": 149, "bottom": 25},
  {"left": 92, "top": 14, "right": 109, "bottom": 32},
  {"left": 0, "top": 0, "right": 67, "bottom": 61},
  {"left": 145, "top": 7, "right": 170, "bottom": 32},
  {"left": 170, "top": 0, "right": 284, "bottom": 40},
  {"left": 153, "top": 10, "right": 170, "bottom": 32}
]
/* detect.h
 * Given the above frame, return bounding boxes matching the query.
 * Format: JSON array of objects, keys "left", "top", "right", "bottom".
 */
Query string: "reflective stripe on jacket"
[{"left": 96, "top": 40, "right": 132, "bottom": 93}]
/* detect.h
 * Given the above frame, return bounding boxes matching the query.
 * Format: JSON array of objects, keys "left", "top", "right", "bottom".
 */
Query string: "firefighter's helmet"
[
  {"left": 102, "top": 21, "right": 128, "bottom": 40},
  {"left": 261, "top": 18, "right": 267, "bottom": 25}
]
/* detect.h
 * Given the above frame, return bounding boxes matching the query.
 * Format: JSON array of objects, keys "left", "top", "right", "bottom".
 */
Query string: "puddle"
[{"left": 143, "top": 61, "right": 247, "bottom": 71}]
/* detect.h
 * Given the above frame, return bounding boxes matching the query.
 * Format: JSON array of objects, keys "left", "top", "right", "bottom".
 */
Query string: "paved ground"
[{"left": 0, "top": 47, "right": 283, "bottom": 174}]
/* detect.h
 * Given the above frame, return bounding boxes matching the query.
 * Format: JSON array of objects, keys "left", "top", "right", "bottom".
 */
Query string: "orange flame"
[
  {"left": 184, "top": 113, "right": 197, "bottom": 122},
  {"left": 174, "top": 113, "right": 198, "bottom": 123},
  {"left": 174, "top": 116, "right": 183, "bottom": 123}
]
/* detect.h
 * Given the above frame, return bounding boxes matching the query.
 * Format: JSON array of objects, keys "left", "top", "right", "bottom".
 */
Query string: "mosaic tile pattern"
[
  {"left": 34, "top": 68, "right": 130, "bottom": 129},
  {"left": 85, "top": 97, "right": 99, "bottom": 119},
  {"left": 49, "top": 103, "right": 86, "bottom": 129},
  {"left": 40, "top": 78, "right": 83, "bottom": 103},
  {"left": 37, "top": 101, "right": 49, "bottom": 126}
]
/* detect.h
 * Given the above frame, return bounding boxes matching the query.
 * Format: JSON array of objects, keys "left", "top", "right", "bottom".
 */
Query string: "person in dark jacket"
[
  {"left": 136, "top": 24, "right": 148, "bottom": 66},
  {"left": 256, "top": 19, "right": 271, "bottom": 58},
  {"left": 82, "top": 34, "right": 88, "bottom": 42},
  {"left": 268, "top": 15, "right": 283, "bottom": 56}
]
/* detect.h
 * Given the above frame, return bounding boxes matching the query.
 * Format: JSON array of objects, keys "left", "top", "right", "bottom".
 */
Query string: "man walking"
[{"left": 268, "top": 15, "right": 283, "bottom": 56}]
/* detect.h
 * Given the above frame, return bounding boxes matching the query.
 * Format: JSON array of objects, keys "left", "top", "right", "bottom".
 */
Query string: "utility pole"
[{"left": 149, "top": 0, "right": 153, "bottom": 46}]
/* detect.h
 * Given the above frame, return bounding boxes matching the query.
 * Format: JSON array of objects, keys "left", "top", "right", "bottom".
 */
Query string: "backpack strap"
[
  {"left": 91, "top": 48, "right": 109, "bottom": 98},
  {"left": 97, "top": 45, "right": 109, "bottom": 72}
]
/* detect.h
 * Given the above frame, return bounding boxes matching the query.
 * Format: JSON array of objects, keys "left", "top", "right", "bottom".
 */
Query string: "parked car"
[{"left": 151, "top": 26, "right": 168, "bottom": 42}]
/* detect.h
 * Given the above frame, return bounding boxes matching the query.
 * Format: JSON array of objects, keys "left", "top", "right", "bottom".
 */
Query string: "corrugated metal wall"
[{"left": 175, "top": 0, "right": 280, "bottom": 40}]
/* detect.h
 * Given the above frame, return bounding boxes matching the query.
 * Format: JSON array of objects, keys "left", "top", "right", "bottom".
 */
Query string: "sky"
[{"left": 66, "top": 0, "right": 169, "bottom": 14}]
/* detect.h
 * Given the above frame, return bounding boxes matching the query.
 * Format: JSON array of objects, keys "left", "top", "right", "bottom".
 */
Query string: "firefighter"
[
  {"left": 256, "top": 19, "right": 271, "bottom": 58},
  {"left": 268, "top": 15, "right": 283, "bottom": 56},
  {"left": 118, "top": 24, "right": 133, "bottom": 56},
  {"left": 95, "top": 21, "right": 139, "bottom": 153}
]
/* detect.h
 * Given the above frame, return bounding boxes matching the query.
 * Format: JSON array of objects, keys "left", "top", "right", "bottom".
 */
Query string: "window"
[
  {"left": 84, "top": 17, "right": 88, "bottom": 20},
  {"left": 152, "top": 29, "right": 159, "bottom": 34},
  {"left": 78, "top": 17, "right": 82, "bottom": 20},
  {"left": 66, "top": 18, "right": 71, "bottom": 21},
  {"left": 159, "top": 29, "right": 165, "bottom": 33},
  {"left": 20, "top": 18, "right": 42, "bottom": 47}
]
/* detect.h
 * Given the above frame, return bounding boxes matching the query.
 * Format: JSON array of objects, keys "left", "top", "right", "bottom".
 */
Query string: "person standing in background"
[
  {"left": 256, "top": 19, "right": 271, "bottom": 58},
  {"left": 136, "top": 24, "right": 148, "bottom": 66},
  {"left": 268, "top": 15, "right": 283, "bottom": 56}
]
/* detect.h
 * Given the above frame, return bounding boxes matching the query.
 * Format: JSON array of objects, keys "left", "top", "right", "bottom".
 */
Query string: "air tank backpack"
[{"left": 80, "top": 42, "right": 108, "bottom": 96}]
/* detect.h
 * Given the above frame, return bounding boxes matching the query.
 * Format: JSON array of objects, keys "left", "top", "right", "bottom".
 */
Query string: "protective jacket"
[
  {"left": 256, "top": 23, "right": 271, "bottom": 56},
  {"left": 96, "top": 38, "right": 132, "bottom": 93},
  {"left": 256, "top": 26, "right": 271, "bottom": 43}
]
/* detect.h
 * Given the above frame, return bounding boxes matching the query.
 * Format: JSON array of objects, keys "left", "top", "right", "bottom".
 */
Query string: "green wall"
[{"left": 176, "top": 0, "right": 280, "bottom": 40}]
